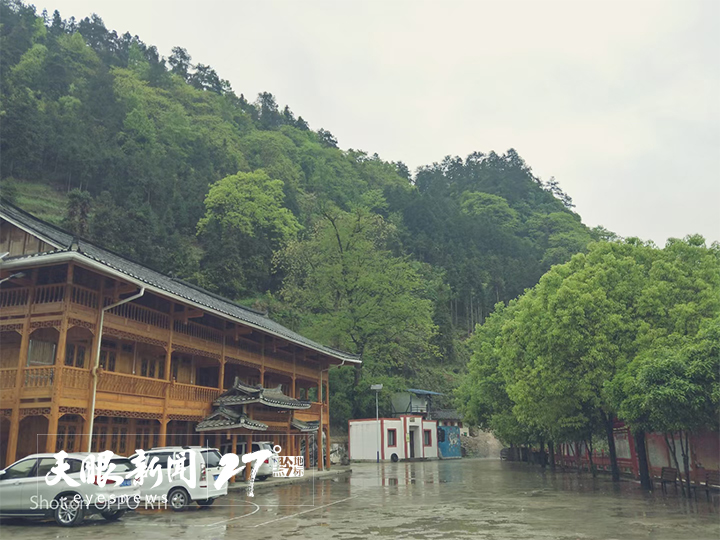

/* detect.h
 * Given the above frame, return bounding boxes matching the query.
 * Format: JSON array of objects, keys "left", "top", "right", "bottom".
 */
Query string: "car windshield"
[
  {"left": 111, "top": 458, "right": 133, "bottom": 473},
  {"left": 201, "top": 450, "right": 222, "bottom": 468}
]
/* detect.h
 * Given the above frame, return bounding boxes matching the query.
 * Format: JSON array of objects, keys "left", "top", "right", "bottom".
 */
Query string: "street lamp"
[
  {"left": 370, "top": 384, "right": 383, "bottom": 463},
  {"left": 0, "top": 272, "right": 25, "bottom": 285}
]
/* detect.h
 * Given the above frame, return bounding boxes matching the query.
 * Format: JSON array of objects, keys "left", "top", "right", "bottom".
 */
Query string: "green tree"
[
  {"left": 197, "top": 170, "right": 301, "bottom": 297},
  {"left": 63, "top": 188, "right": 91, "bottom": 236},
  {"left": 278, "top": 196, "right": 436, "bottom": 424}
]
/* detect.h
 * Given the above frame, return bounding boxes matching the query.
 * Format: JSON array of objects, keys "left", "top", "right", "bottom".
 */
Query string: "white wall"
[
  {"left": 349, "top": 421, "right": 380, "bottom": 461},
  {"left": 350, "top": 417, "right": 439, "bottom": 461},
  {"left": 383, "top": 418, "right": 404, "bottom": 461},
  {"left": 422, "top": 419, "right": 438, "bottom": 459}
]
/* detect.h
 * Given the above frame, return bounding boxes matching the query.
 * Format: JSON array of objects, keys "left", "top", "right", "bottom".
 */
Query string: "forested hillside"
[{"left": 0, "top": 0, "right": 600, "bottom": 426}]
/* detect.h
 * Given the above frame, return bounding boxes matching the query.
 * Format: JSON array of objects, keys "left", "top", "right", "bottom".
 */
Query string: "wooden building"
[{"left": 0, "top": 200, "right": 359, "bottom": 471}]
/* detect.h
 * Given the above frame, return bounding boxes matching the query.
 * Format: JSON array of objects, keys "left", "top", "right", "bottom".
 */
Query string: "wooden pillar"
[
  {"left": 5, "top": 410, "right": 20, "bottom": 466},
  {"left": 47, "top": 312, "right": 70, "bottom": 453},
  {"left": 304, "top": 434, "right": 309, "bottom": 469},
  {"left": 244, "top": 433, "right": 252, "bottom": 482},
  {"left": 318, "top": 405, "right": 324, "bottom": 471},
  {"left": 260, "top": 335, "right": 265, "bottom": 386},
  {"left": 219, "top": 332, "right": 226, "bottom": 390},
  {"left": 230, "top": 433, "right": 237, "bottom": 483},
  {"left": 7, "top": 269, "right": 35, "bottom": 465},
  {"left": 158, "top": 418, "right": 168, "bottom": 447},
  {"left": 324, "top": 365, "right": 331, "bottom": 470},
  {"left": 325, "top": 426, "right": 331, "bottom": 470}
]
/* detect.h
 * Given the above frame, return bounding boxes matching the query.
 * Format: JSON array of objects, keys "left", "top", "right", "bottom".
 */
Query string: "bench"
[
  {"left": 658, "top": 467, "right": 678, "bottom": 493},
  {"left": 702, "top": 470, "right": 720, "bottom": 501}
]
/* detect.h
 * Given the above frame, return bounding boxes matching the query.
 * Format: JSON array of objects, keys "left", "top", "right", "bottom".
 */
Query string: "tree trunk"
[
  {"left": 539, "top": 438, "right": 546, "bottom": 469},
  {"left": 602, "top": 412, "right": 620, "bottom": 481},
  {"left": 634, "top": 429, "right": 652, "bottom": 490},
  {"left": 548, "top": 440, "right": 556, "bottom": 471},
  {"left": 679, "top": 431, "right": 692, "bottom": 497},
  {"left": 574, "top": 441, "right": 582, "bottom": 472},
  {"left": 664, "top": 432, "right": 686, "bottom": 497},
  {"left": 586, "top": 439, "right": 596, "bottom": 477},
  {"left": 354, "top": 363, "right": 362, "bottom": 386}
]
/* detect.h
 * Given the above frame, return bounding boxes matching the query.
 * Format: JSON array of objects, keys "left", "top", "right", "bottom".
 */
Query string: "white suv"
[
  {"left": 129, "top": 446, "right": 226, "bottom": 511},
  {"left": 231, "top": 441, "right": 279, "bottom": 481},
  {"left": 0, "top": 452, "right": 140, "bottom": 526}
]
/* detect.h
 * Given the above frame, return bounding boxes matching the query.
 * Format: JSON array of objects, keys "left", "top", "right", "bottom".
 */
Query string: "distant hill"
[{"left": 0, "top": 0, "right": 600, "bottom": 426}]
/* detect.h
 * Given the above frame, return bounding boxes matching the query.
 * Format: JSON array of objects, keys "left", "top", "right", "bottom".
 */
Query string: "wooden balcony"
[
  {"left": 169, "top": 383, "right": 221, "bottom": 405},
  {"left": 292, "top": 401, "right": 328, "bottom": 424}
]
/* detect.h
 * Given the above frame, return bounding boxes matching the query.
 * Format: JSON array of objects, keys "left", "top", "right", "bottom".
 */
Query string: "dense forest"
[{"left": 0, "top": 0, "right": 601, "bottom": 427}]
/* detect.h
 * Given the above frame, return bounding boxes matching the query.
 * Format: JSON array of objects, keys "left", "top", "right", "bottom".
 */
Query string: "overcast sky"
[{"left": 42, "top": 0, "right": 720, "bottom": 245}]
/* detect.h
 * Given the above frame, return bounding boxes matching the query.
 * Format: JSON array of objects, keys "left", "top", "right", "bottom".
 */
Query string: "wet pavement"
[{"left": 1, "top": 459, "right": 718, "bottom": 539}]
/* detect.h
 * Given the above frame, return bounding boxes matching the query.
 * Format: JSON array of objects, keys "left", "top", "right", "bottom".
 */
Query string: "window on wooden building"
[
  {"left": 171, "top": 359, "right": 179, "bottom": 381},
  {"left": 27, "top": 340, "right": 56, "bottom": 365},
  {"left": 65, "top": 344, "right": 86, "bottom": 368},
  {"left": 99, "top": 340, "right": 116, "bottom": 371},
  {"left": 99, "top": 350, "right": 116, "bottom": 371}
]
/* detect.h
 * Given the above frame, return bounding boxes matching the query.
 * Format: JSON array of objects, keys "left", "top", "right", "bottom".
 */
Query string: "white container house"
[{"left": 348, "top": 415, "right": 438, "bottom": 462}]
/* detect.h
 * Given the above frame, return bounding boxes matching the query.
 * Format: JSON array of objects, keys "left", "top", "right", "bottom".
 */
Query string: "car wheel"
[
  {"left": 54, "top": 494, "right": 85, "bottom": 527},
  {"left": 101, "top": 509, "right": 126, "bottom": 521},
  {"left": 196, "top": 499, "right": 215, "bottom": 507},
  {"left": 168, "top": 487, "right": 189, "bottom": 512},
  {"left": 257, "top": 475, "right": 268, "bottom": 481}
]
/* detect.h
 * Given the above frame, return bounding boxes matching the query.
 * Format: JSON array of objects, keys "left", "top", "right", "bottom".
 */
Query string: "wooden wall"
[{"left": 0, "top": 220, "right": 54, "bottom": 256}]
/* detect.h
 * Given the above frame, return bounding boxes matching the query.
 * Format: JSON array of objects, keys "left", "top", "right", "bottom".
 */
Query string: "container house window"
[
  {"left": 423, "top": 430, "right": 432, "bottom": 446},
  {"left": 387, "top": 429, "right": 397, "bottom": 447}
]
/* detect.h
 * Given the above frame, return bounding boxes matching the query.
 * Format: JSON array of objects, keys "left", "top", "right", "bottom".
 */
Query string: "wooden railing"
[
  {"left": 253, "top": 409, "right": 290, "bottom": 423},
  {"left": 34, "top": 284, "right": 64, "bottom": 304},
  {"left": 23, "top": 366, "right": 54, "bottom": 387},
  {"left": 173, "top": 320, "right": 223, "bottom": 344},
  {"left": 97, "top": 371, "right": 168, "bottom": 398},
  {"left": 235, "top": 339, "right": 261, "bottom": 356},
  {"left": 63, "top": 366, "right": 90, "bottom": 389},
  {"left": 306, "top": 402, "right": 325, "bottom": 416},
  {"left": 70, "top": 285, "right": 98, "bottom": 309},
  {"left": 0, "top": 368, "right": 16, "bottom": 389},
  {"left": 169, "top": 383, "right": 221, "bottom": 403},
  {"left": 0, "top": 287, "right": 30, "bottom": 309},
  {"left": 107, "top": 301, "right": 169, "bottom": 329}
]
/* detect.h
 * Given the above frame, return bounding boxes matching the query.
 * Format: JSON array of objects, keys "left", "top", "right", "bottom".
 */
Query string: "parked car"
[
  {"left": 233, "top": 441, "right": 279, "bottom": 481},
  {"left": 0, "top": 452, "right": 139, "bottom": 527},
  {"left": 128, "top": 446, "right": 226, "bottom": 511}
]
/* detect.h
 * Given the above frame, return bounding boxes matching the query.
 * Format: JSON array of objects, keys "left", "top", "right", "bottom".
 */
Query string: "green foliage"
[
  {"left": 63, "top": 188, "right": 91, "bottom": 236},
  {"left": 0, "top": 0, "right": 601, "bottom": 426},
  {"left": 458, "top": 236, "right": 720, "bottom": 448},
  {"left": 277, "top": 200, "right": 440, "bottom": 424},
  {"left": 197, "top": 170, "right": 301, "bottom": 296}
]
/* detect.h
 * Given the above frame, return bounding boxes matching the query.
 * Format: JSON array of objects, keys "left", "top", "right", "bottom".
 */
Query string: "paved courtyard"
[{"left": 1, "top": 459, "right": 718, "bottom": 539}]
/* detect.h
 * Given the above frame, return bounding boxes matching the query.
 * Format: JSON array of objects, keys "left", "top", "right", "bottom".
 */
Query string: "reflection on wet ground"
[{"left": 1, "top": 459, "right": 718, "bottom": 539}]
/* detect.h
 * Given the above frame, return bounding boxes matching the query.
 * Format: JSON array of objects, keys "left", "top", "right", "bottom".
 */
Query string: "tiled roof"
[
  {"left": 195, "top": 407, "right": 268, "bottom": 432},
  {"left": 0, "top": 200, "right": 359, "bottom": 364},
  {"left": 290, "top": 418, "right": 320, "bottom": 432},
  {"left": 407, "top": 388, "right": 444, "bottom": 396},
  {"left": 429, "top": 409, "right": 462, "bottom": 421},
  {"left": 214, "top": 378, "right": 310, "bottom": 410}
]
